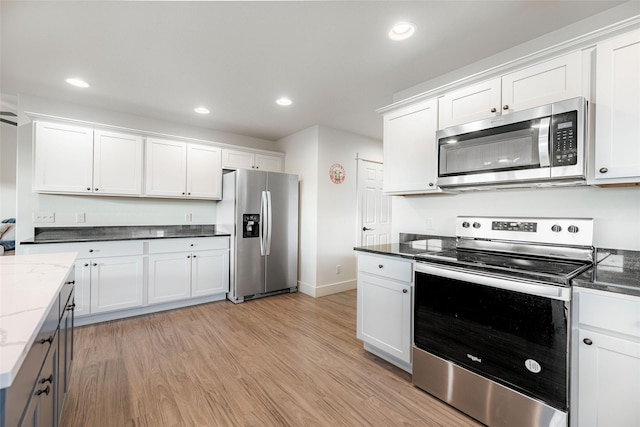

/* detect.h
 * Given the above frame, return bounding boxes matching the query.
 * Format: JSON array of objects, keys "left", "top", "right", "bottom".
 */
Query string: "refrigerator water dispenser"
[{"left": 243, "top": 214, "right": 260, "bottom": 238}]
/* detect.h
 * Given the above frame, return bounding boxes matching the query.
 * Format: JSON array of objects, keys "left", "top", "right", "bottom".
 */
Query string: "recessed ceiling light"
[
  {"left": 389, "top": 22, "right": 415, "bottom": 41},
  {"left": 65, "top": 77, "right": 90, "bottom": 88},
  {"left": 276, "top": 97, "right": 292, "bottom": 106},
  {"left": 194, "top": 106, "right": 210, "bottom": 114}
]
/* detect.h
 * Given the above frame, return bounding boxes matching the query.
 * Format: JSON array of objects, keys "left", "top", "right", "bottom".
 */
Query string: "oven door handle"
[{"left": 415, "top": 262, "right": 571, "bottom": 301}]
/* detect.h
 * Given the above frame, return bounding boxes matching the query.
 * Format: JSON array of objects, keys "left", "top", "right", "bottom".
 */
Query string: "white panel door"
[
  {"left": 186, "top": 143, "right": 222, "bottom": 199},
  {"left": 438, "top": 78, "right": 501, "bottom": 128},
  {"left": 90, "top": 255, "right": 144, "bottom": 313},
  {"left": 357, "top": 160, "right": 391, "bottom": 246},
  {"left": 502, "top": 51, "right": 583, "bottom": 114},
  {"left": 148, "top": 252, "right": 192, "bottom": 305},
  {"left": 145, "top": 138, "right": 187, "bottom": 197},
  {"left": 191, "top": 249, "right": 230, "bottom": 297},
  {"left": 577, "top": 329, "right": 640, "bottom": 427},
  {"left": 254, "top": 154, "right": 282, "bottom": 172},
  {"left": 93, "top": 130, "right": 143, "bottom": 195},
  {"left": 593, "top": 29, "right": 640, "bottom": 182},
  {"left": 357, "top": 273, "right": 412, "bottom": 363},
  {"left": 33, "top": 121, "right": 93, "bottom": 193}
]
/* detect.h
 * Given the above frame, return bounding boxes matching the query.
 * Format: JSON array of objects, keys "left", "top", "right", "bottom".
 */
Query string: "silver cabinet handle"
[{"left": 362, "top": 227, "right": 375, "bottom": 231}]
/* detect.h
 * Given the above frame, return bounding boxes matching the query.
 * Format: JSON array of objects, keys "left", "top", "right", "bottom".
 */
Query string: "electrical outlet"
[
  {"left": 33, "top": 212, "right": 55, "bottom": 223},
  {"left": 75, "top": 213, "right": 86, "bottom": 223},
  {"left": 336, "top": 265, "right": 342, "bottom": 274},
  {"left": 426, "top": 217, "right": 434, "bottom": 230}
]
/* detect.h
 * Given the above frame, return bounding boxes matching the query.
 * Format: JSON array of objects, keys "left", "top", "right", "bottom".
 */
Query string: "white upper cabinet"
[
  {"left": 93, "top": 130, "right": 143, "bottom": 195},
  {"left": 592, "top": 29, "right": 640, "bottom": 184},
  {"left": 382, "top": 97, "right": 441, "bottom": 194},
  {"left": 33, "top": 122, "right": 143, "bottom": 196},
  {"left": 145, "top": 138, "right": 222, "bottom": 199},
  {"left": 33, "top": 121, "right": 94, "bottom": 193},
  {"left": 438, "top": 51, "right": 583, "bottom": 129},
  {"left": 222, "top": 148, "right": 283, "bottom": 172}
]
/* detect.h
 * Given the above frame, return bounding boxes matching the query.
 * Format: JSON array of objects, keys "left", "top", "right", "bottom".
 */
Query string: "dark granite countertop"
[
  {"left": 573, "top": 248, "right": 640, "bottom": 298},
  {"left": 354, "top": 234, "right": 456, "bottom": 259},
  {"left": 355, "top": 234, "right": 639, "bottom": 298},
  {"left": 21, "top": 225, "right": 230, "bottom": 244}
]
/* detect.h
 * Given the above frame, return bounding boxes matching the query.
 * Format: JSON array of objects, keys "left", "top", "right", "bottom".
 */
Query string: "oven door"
[{"left": 414, "top": 262, "right": 570, "bottom": 411}]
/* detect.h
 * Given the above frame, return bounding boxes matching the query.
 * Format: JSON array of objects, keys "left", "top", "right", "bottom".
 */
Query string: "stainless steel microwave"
[{"left": 436, "top": 97, "right": 587, "bottom": 190}]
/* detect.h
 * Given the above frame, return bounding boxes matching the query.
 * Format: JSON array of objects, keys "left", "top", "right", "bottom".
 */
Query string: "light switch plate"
[{"left": 33, "top": 212, "right": 55, "bottom": 223}]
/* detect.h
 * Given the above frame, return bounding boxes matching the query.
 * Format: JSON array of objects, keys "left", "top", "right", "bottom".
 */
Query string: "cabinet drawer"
[
  {"left": 578, "top": 290, "right": 640, "bottom": 338},
  {"left": 358, "top": 253, "right": 413, "bottom": 283},
  {"left": 23, "top": 240, "right": 143, "bottom": 258},
  {"left": 148, "top": 237, "right": 229, "bottom": 254}
]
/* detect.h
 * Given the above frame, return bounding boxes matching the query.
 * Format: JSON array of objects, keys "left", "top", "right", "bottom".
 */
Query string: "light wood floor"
[{"left": 60, "top": 290, "right": 482, "bottom": 427}]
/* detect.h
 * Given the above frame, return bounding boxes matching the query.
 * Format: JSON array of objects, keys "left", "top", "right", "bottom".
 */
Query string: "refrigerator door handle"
[
  {"left": 266, "top": 190, "right": 273, "bottom": 255},
  {"left": 260, "top": 190, "right": 267, "bottom": 256}
]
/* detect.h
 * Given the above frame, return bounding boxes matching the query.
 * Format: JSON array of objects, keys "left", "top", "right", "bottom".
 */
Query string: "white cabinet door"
[
  {"left": 191, "top": 249, "right": 229, "bottom": 297},
  {"left": 438, "top": 78, "right": 501, "bottom": 129},
  {"left": 501, "top": 50, "right": 582, "bottom": 114},
  {"left": 93, "top": 130, "right": 143, "bottom": 195},
  {"left": 254, "top": 154, "right": 282, "bottom": 172},
  {"left": 222, "top": 149, "right": 255, "bottom": 170},
  {"left": 357, "top": 272, "right": 412, "bottom": 363},
  {"left": 577, "top": 329, "right": 640, "bottom": 427},
  {"left": 73, "top": 260, "right": 92, "bottom": 317},
  {"left": 33, "top": 121, "right": 94, "bottom": 193},
  {"left": 90, "top": 255, "right": 144, "bottom": 313},
  {"left": 593, "top": 29, "right": 640, "bottom": 183},
  {"left": 186, "top": 144, "right": 222, "bottom": 199},
  {"left": 383, "top": 97, "right": 440, "bottom": 194},
  {"left": 145, "top": 138, "right": 187, "bottom": 197},
  {"left": 148, "top": 252, "right": 192, "bottom": 305}
]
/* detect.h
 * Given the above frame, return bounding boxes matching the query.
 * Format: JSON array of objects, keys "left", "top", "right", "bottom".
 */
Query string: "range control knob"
[
  {"left": 568, "top": 225, "right": 579, "bottom": 233},
  {"left": 462, "top": 221, "right": 470, "bottom": 228},
  {"left": 472, "top": 222, "right": 481, "bottom": 229},
  {"left": 551, "top": 224, "right": 562, "bottom": 233}
]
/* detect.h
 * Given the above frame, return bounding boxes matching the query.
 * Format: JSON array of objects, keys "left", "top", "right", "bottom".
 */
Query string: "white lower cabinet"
[
  {"left": 572, "top": 287, "right": 640, "bottom": 427},
  {"left": 148, "top": 237, "right": 230, "bottom": 304},
  {"left": 89, "top": 255, "right": 144, "bottom": 314},
  {"left": 356, "top": 252, "right": 413, "bottom": 372}
]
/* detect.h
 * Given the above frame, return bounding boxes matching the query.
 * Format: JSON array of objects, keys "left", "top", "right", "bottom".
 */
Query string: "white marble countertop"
[{"left": 0, "top": 252, "right": 77, "bottom": 389}]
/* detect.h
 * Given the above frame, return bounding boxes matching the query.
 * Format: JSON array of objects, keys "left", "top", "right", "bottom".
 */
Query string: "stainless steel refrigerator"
[{"left": 218, "top": 169, "right": 299, "bottom": 303}]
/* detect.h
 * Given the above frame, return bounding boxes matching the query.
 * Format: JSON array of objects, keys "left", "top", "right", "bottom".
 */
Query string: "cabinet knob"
[
  {"left": 490, "top": 107, "right": 497, "bottom": 113},
  {"left": 599, "top": 167, "right": 608, "bottom": 174},
  {"left": 190, "top": 243, "right": 194, "bottom": 246},
  {"left": 402, "top": 289, "right": 408, "bottom": 294},
  {"left": 93, "top": 263, "right": 97, "bottom": 267},
  {"left": 188, "top": 192, "right": 191, "bottom": 195},
  {"left": 193, "top": 255, "right": 197, "bottom": 258},
  {"left": 182, "top": 192, "right": 186, "bottom": 195},
  {"left": 67, "top": 304, "right": 76, "bottom": 311},
  {"left": 86, "top": 187, "right": 91, "bottom": 191},
  {"left": 187, "top": 255, "right": 191, "bottom": 258},
  {"left": 84, "top": 263, "right": 89, "bottom": 267},
  {"left": 583, "top": 338, "right": 593, "bottom": 346},
  {"left": 95, "top": 188, "right": 99, "bottom": 191},
  {"left": 38, "top": 336, "right": 53, "bottom": 345},
  {"left": 65, "top": 280, "right": 75, "bottom": 285},
  {"left": 40, "top": 374, "right": 53, "bottom": 385},
  {"left": 35, "top": 385, "right": 51, "bottom": 396},
  {"left": 378, "top": 264, "right": 383, "bottom": 269},
  {"left": 428, "top": 182, "right": 434, "bottom": 187},
  {"left": 503, "top": 104, "right": 509, "bottom": 110},
  {"left": 89, "top": 249, "right": 94, "bottom": 253}
]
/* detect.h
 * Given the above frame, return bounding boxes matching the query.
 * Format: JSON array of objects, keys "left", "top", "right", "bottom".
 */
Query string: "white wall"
[
  {"left": 392, "top": 186, "right": 640, "bottom": 250},
  {"left": 14, "top": 94, "right": 279, "bottom": 251},
  {"left": 276, "top": 126, "right": 319, "bottom": 295},
  {"left": 277, "top": 125, "right": 383, "bottom": 297},
  {"left": 0, "top": 94, "right": 18, "bottom": 221}
]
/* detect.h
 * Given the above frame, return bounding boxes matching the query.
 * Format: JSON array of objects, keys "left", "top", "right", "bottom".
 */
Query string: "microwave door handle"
[{"left": 538, "top": 117, "right": 551, "bottom": 167}]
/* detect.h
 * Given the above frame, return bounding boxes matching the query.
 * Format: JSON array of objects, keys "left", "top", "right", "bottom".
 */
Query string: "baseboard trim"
[{"left": 298, "top": 279, "right": 356, "bottom": 298}]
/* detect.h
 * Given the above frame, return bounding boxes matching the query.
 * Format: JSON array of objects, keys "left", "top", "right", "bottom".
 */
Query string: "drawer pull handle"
[
  {"left": 65, "top": 280, "right": 75, "bottom": 285},
  {"left": 67, "top": 304, "right": 76, "bottom": 311},
  {"left": 40, "top": 375, "right": 53, "bottom": 385},
  {"left": 583, "top": 338, "right": 593, "bottom": 346},
  {"left": 35, "top": 385, "right": 51, "bottom": 396},
  {"left": 378, "top": 264, "right": 383, "bottom": 269},
  {"left": 38, "top": 336, "right": 53, "bottom": 345}
]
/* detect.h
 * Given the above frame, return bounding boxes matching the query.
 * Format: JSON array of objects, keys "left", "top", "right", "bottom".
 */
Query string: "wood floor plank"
[{"left": 60, "top": 290, "right": 482, "bottom": 426}]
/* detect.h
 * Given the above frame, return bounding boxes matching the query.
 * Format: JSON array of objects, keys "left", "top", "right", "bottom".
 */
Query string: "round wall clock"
[{"left": 329, "top": 163, "right": 346, "bottom": 184}]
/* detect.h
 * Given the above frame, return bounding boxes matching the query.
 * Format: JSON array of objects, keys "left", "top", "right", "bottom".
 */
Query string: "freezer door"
[
  {"left": 265, "top": 172, "right": 299, "bottom": 293},
  {"left": 235, "top": 169, "right": 267, "bottom": 297}
]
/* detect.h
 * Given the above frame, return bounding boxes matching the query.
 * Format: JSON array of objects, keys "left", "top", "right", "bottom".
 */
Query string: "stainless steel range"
[{"left": 413, "top": 216, "right": 594, "bottom": 427}]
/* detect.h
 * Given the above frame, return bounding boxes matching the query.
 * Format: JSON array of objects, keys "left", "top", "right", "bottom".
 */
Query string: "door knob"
[{"left": 362, "top": 227, "right": 375, "bottom": 231}]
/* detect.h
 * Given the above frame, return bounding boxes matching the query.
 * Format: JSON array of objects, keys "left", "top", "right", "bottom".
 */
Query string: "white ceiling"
[{"left": 0, "top": 1, "right": 631, "bottom": 142}]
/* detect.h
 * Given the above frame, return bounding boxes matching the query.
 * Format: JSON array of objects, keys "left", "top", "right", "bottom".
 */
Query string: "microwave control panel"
[{"left": 551, "top": 111, "right": 578, "bottom": 167}]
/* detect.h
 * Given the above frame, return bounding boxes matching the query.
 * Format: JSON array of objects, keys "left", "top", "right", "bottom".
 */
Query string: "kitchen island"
[{"left": 0, "top": 252, "right": 77, "bottom": 427}]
